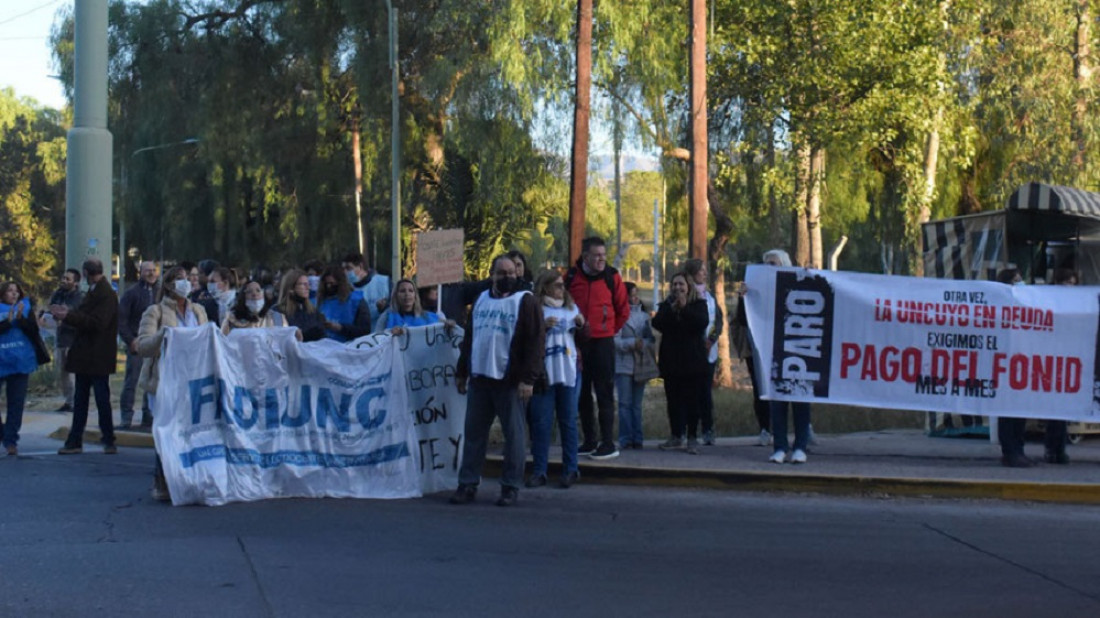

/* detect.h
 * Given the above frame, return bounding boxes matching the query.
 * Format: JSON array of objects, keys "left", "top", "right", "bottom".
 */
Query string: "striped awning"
[{"left": 1006, "top": 182, "right": 1100, "bottom": 219}]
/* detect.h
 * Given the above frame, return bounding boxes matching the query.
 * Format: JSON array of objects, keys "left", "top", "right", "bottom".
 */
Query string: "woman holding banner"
[
  {"left": 526, "top": 270, "right": 587, "bottom": 488},
  {"left": 653, "top": 271, "right": 710, "bottom": 455},
  {"left": 317, "top": 265, "right": 372, "bottom": 342},
  {"left": 135, "top": 266, "right": 209, "bottom": 500},
  {"left": 761, "top": 249, "right": 814, "bottom": 464},
  {"left": 222, "top": 280, "right": 278, "bottom": 334},
  {"left": 374, "top": 279, "right": 452, "bottom": 335}
]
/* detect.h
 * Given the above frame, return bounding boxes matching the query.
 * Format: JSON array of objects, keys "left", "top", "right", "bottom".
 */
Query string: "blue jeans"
[
  {"left": 1, "top": 373, "right": 29, "bottom": 448},
  {"left": 770, "top": 400, "right": 811, "bottom": 452},
  {"left": 65, "top": 374, "right": 115, "bottom": 448},
  {"left": 458, "top": 378, "right": 527, "bottom": 490},
  {"left": 615, "top": 374, "right": 645, "bottom": 447},
  {"left": 529, "top": 377, "right": 580, "bottom": 478}
]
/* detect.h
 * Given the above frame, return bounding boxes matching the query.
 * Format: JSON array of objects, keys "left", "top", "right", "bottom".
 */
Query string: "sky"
[{"left": 0, "top": 0, "right": 68, "bottom": 110}]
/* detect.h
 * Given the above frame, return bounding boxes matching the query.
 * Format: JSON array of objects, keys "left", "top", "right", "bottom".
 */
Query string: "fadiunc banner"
[
  {"left": 155, "top": 324, "right": 420, "bottom": 506},
  {"left": 348, "top": 324, "right": 466, "bottom": 494},
  {"left": 743, "top": 266, "right": 1100, "bottom": 422}
]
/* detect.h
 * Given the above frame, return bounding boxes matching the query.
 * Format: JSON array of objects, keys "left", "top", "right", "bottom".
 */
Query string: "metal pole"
[
  {"left": 389, "top": 3, "right": 401, "bottom": 279},
  {"left": 652, "top": 197, "right": 660, "bottom": 309}
]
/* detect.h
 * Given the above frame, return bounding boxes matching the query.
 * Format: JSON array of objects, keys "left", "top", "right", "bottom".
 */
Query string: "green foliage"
[{"left": 0, "top": 88, "right": 65, "bottom": 298}]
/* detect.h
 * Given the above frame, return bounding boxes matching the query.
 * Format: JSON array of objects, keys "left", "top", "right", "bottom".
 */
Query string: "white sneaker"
[
  {"left": 758, "top": 429, "right": 772, "bottom": 446},
  {"left": 768, "top": 450, "right": 786, "bottom": 464},
  {"left": 790, "top": 449, "right": 807, "bottom": 464}
]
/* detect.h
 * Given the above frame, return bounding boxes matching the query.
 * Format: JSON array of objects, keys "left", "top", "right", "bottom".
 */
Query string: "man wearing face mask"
[
  {"left": 341, "top": 252, "right": 391, "bottom": 327},
  {"left": 117, "top": 261, "right": 158, "bottom": 430},
  {"left": 566, "top": 236, "right": 630, "bottom": 460},
  {"left": 451, "top": 255, "right": 545, "bottom": 507}
]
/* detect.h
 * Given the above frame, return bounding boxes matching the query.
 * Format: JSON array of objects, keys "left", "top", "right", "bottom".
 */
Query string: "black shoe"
[
  {"left": 559, "top": 470, "right": 580, "bottom": 489},
  {"left": 590, "top": 442, "right": 620, "bottom": 460},
  {"left": 56, "top": 404, "right": 72, "bottom": 412},
  {"left": 577, "top": 441, "right": 598, "bottom": 456},
  {"left": 117, "top": 422, "right": 132, "bottom": 431},
  {"left": 631, "top": 442, "right": 644, "bottom": 450},
  {"left": 524, "top": 474, "right": 547, "bottom": 488},
  {"left": 1001, "top": 453, "right": 1035, "bottom": 468},
  {"left": 57, "top": 445, "right": 83, "bottom": 455},
  {"left": 103, "top": 444, "right": 118, "bottom": 455},
  {"left": 496, "top": 487, "right": 518, "bottom": 507},
  {"left": 1044, "top": 450, "right": 1070, "bottom": 465},
  {"left": 449, "top": 484, "right": 477, "bottom": 504}
]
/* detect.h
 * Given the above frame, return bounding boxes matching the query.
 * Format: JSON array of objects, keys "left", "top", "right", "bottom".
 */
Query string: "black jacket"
[
  {"left": 64, "top": 278, "right": 119, "bottom": 376},
  {"left": 651, "top": 297, "right": 709, "bottom": 377}
]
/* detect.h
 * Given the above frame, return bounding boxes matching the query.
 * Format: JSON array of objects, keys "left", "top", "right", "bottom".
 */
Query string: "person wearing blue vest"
[
  {"left": 451, "top": 255, "right": 545, "bottom": 507},
  {"left": 1, "top": 281, "right": 41, "bottom": 456},
  {"left": 342, "top": 252, "right": 391, "bottom": 327},
  {"left": 316, "top": 265, "right": 372, "bottom": 342}
]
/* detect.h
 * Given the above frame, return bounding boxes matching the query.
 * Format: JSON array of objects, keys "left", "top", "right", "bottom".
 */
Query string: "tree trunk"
[
  {"left": 568, "top": 0, "right": 593, "bottom": 264},
  {"left": 352, "top": 117, "right": 369, "bottom": 260},
  {"left": 688, "top": 0, "right": 708, "bottom": 260},
  {"left": 613, "top": 108, "right": 623, "bottom": 267},
  {"left": 1074, "top": 0, "right": 1091, "bottom": 170},
  {"left": 766, "top": 120, "right": 783, "bottom": 249},
  {"left": 707, "top": 182, "right": 734, "bottom": 388},
  {"left": 792, "top": 142, "right": 810, "bottom": 267},
  {"left": 912, "top": 110, "right": 941, "bottom": 276},
  {"left": 807, "top": 146, "right": 825, "bottom": 269}
]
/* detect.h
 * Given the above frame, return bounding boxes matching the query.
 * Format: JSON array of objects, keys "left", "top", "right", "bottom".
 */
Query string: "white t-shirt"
[{"left": 542, "top": 303, "right": 581, "bottom": 387}]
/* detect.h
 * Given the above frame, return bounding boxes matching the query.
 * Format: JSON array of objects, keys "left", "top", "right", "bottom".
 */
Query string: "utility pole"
[
  {"left": 567, "top": 0, "right": 593, "bottom": 264},
  {"left": 66, "top": 0, "right": 112, "bottom": 277},
  {"left": 688, "top": 0, "right": 708, "bottom": 260}
]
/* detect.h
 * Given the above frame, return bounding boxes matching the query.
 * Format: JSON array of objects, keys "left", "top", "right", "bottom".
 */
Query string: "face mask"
[
  {"left": 208, "top": 282, "right": 221, "bottom": 296},
  {"left": 308, "top": 275, "right": 320, "bottom": 292},
  {"left": 174, "top": 279, "right": 192, "bottom": 297},
  {"left": 495, "top": 276, "right": 517, "bottom": 295},
  {"left": 246, "top": 299, "right": 265, "bottom": 314},
  {"left": 346, "top": 269, "right": 357, "bottom": 284}
]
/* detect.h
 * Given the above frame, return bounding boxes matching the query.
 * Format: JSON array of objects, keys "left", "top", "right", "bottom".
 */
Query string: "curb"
[
  {"left": 482, "top": 456, "right": 1100, "bottom": 506},
  {"left": 49, "top": 427, "right": 156, "bottom": 449},
  {"left": 44, "top": 429, "right": 1100, "bottom": 505}
]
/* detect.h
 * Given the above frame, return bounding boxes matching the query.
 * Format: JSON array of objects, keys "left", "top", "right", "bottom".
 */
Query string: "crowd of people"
[{"left": 0, "top": 241, "right": 1083, "bottom": 507}]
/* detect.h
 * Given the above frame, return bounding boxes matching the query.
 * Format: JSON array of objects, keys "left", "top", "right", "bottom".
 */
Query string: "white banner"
[
  {"left": 349, "top": 324, "right": 466, "bottom": 494},
  {"left": 744, "top": 266, "right": 1100, "bottom": 422},
  {"left": 155, "top": 324, "right": 420, "bottom": 506}
]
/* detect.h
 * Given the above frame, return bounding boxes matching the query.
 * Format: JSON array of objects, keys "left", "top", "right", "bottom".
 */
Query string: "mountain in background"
[{"left": 591, "top": 152, "right": 660, "bottom": 181}]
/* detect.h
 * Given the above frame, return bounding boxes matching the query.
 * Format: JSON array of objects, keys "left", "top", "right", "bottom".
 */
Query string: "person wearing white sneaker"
[
  {"left": 790, "top": 449, "right": 807, "bottom": 464},
  {"left": 768, "top": 449, "right": 786, "bottom": 464},
  {"left": 758, "top": 429, "right": 772, "bottom": 447}
]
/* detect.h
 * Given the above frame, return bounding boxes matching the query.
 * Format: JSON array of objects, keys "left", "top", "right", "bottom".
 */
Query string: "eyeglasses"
[{"left": 550, "top": 281, "right": 564, "bottom": 288}]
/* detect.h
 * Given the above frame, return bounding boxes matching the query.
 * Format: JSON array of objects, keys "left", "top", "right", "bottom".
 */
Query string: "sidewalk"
[{"left": 17, "top": 407, "right": 1100, "bottom": 505}]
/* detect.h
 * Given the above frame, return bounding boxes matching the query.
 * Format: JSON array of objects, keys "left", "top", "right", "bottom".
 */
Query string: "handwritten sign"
[{"left": 416, "top": 229, "right": 465, "bottom": 287}]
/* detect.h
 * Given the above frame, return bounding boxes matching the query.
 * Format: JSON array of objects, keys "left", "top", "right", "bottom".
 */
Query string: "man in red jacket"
[{"left": 567, "top": 237, "right": 630, "bottom": 460}]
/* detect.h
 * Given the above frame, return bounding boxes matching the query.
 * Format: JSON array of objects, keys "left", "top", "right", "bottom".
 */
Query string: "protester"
[
  {"left": 303, "top": 259, "right": 324, "bottom": 304},
  {"left": 614, "top": 281, "right": 655, "bottom": 450},
  {"left": 272, "top": 269, "right": 327, "bottom": 342},
  {"left": 652, "top": 271, "right": 710, "bottom": 454},
  {"left": 135, "top": 266, "right": 208, "bottom": 500},
  {"left": 418, "top": 285, "right": 442, "bottom": 317},
  {"left": 1, "top": 281, "right": 47, "bottom": 456},
  {"left": 527, "top": 269, "right": 587, "bottom": 488},
  {"left": 506, "top": 249, "right": 535, "bottom": 291},
  {"left": 567, "top": 236, "right": 630, "bottom": 460},
  {"left": 342, "top": 252, "right": 391, "bottom": 326},
  {"left": 316, "top": 265, "right": 371, "bottom": 341},
  {"left": 117, "top": 260, "right": 158, "bottom": 430},
  {"left": 44, "top": 268, "right": 83, "bottom": 412},
  {"left": 760, "top": 249, "right": 813, "bottom": 464},
  {"left": 1043, "top": 268, "right": 1078, "bottom": 464},
  {"left": 684, "top": 258, "right": 723, "bottom": 445},
  {"left": 375, "top": 278, "right": 453, "bottom": 335},
  {"left": 451, "top": 255, "right": 545, "bottom": 507},
  {"left": 54, "top": 258, "right": 119, "bottom": 455},
  {"left": 731, "top": 281, "right": 771, "bottom": 446},
  {"left": 222, "top": 280, "right": 280, "bottom": 334},
  {"left": 207, "top": 266, "right": 238, "bottom": 326}
]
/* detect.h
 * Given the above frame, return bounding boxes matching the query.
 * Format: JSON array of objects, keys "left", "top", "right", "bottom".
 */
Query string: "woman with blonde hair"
[
  {"left": 271, "top": 269, "right": 326, "bottom": 342},
  {"left": 135, "top": 265, "right": 208, "bottom": 500},
  {"left": 526, "top": 269, "right": 587, "bottom": 487},
  {"left": 652, "top": 271, "right": 710, "bottom": 454}
]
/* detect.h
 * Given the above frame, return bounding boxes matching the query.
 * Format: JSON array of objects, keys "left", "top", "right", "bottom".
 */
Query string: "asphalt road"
[{"left": 3, "top": 448, "right": 1099, "bottom": 618}]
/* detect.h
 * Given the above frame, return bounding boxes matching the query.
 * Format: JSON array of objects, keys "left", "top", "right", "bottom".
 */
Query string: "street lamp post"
[
  {"left": 385, "top": 0, "right": 400, "bottom": 279},
  {"left": 120, "top": 137, "right": 200, "bottom": 296}
]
